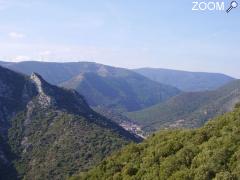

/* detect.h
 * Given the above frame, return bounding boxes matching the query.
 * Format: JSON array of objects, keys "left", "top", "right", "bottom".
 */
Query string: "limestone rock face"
[{"left": 30, "top": 73, "right": 54, "bottom": 107}]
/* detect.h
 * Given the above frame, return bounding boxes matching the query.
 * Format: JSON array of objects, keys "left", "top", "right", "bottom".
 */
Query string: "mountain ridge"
[
  {"left": 0, "top": 65, "right": 141, "bottom": 179},
  {"left": 0, "top": 61, "right": 181, "bottom": 112},
  {"left": 134, "top": 67, "right": 235, "bottom": 92},
  {"left": 60, "top": 71, "right": 180, "bottom": 111}
]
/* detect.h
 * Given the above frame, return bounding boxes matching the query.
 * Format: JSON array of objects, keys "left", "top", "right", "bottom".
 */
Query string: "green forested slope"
[
  {"left": 8, "top": 109, "right": 132, "bottom": 180},
  {"left": 61, "top": 71, "right": 180, "bottom": 112},
  {"left": 73, "top": 104, "right": 240, "bottom": 180},
  {"left": 128, "top": 80, "right": 240, "bottom": 132},
  {"left": 0, "top": 66, "right": 141, "bottom": 180}
]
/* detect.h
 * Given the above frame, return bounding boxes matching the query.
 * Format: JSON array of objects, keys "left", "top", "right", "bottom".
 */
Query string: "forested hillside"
[
  {"left": 60, "top": 71, "right": 180, "bottom": 112},
  {"left": 73, "top": 104, "right": 240, "bottom": 180},
  {"left": 128, "top": 80, "right": 240, "bottom": 132},
  {"left": 0, "top": 66, "right": 141, "bottom": 180}
]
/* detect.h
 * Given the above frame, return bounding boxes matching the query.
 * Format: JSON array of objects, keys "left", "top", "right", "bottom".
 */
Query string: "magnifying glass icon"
[{"left": 226, "top": 1, "right": 238, "bottom": 13}]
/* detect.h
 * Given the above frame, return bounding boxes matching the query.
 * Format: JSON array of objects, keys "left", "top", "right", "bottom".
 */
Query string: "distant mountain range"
[
  {"left": 128, "top": 80, "right": 240, "bottom": 132},
  {"left": 0, "top": 65, "right": 141, "bottom": 179},
  {"left": 0, "top": 61, "right": 180, "bottom": 112},
  {"left": 0, "top": 61, "right": 237, "bottom": 134},
  {"left": 134, "top": 68, "right": 235, "bottom": 92}
]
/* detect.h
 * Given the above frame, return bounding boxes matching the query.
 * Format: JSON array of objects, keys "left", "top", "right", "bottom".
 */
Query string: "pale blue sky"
[{"left": 0, "top": 0, "right": 240, "bottom": 77}]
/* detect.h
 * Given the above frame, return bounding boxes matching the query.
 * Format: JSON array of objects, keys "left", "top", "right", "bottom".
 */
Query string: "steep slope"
[
  {"left": 0, "top": 61, "right": 181, "bottom": 112},
  {"left": 128, "top": 80, "right": 240, "bottom": 132},
  {"left": 93, "top": 107, "right": 146, "bottom": 138},
  {"left": 0, "top": 66, "right": 141, "bottom": 180},
  {"left": 60, "top": 71, "right": 180, "bottom": 112},
  {"left": 73, "top": 104, "right": 240, "bottom": 180},
  {"left": 134, "top": 68, "right": 234, "bottom": 92}
]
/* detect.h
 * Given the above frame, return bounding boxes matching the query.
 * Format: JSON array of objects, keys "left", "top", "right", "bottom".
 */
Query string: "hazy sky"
[{"left": 0, "top": 0, "right": 240, "bottom": 78}]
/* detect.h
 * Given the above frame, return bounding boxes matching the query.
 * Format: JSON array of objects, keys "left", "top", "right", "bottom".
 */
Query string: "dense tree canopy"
[{"left": 72, "top": 105, "right": 240, "bottom": 180}]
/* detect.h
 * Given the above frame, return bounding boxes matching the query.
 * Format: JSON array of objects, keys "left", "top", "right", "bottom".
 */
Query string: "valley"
[
  {"left": 128, "top": 79, "right": 240, "bottom": 132},
  {"left": 119, "top": 121, "right": 146, "bottom": 139},
  {"left": 1, "top": 1, "right": 240, "bottom": 179},
  {"left": 0, "top": 62, "right": 239, "bottom": 180}
]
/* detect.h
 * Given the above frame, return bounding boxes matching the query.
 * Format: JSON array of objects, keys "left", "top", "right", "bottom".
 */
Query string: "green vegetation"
[
  {"left": 128, "top": 80, "right": 240, "bottom": 132},
  {"left": 8, "top": 108, "right": 131, "bottom": 180},
  {"left": 73, "top": 105, "right": 240, "bottom": 180},
  {"left": 0, "top": 66, "right": 141, "bottom": 179}
]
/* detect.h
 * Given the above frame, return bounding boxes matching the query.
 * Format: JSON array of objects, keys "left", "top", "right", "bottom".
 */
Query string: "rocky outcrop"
[
  {"left": 0, "top": 66, "right": 142, "bottom": 179},
  {"left": 30, "top": 73, "right": 55, "bottom": 107}
]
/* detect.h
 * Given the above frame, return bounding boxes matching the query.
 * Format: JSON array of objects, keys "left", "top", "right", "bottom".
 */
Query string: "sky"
[{"left": 0, "top": 0, "right": 240, "bottom": 78}]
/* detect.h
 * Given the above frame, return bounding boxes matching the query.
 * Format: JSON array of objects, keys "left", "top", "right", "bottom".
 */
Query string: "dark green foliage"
[
  {"left": 235, "top": 103, "right": 240, "bottom": 109},
  {"left": 0, "top": 135, "right": 18, "bottom": 180},
  {"left": 134, "top": 68, "right": 234, "bottom": 92},
  {"left": 8, "top": 109, "right": 131, "bottom": 180},
  {"left": 0, "top": 66, "right": 141, "bottom": 179},
  {"left": 73, "top": 106, "right": 240, "bottom": 180},
  {"left": 128, "top": 80, "right": 240, "bottom": 132}
]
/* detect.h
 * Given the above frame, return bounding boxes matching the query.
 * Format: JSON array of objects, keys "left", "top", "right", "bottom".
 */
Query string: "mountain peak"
[
  {"left": 0, "top": 66, "right": 141, "bottom": 179},
  {"left": 30, "top": 72, "right": 45, "bottom": 83},
  {"left": 30, "top": 72, "right": 54, "bottom": 107}
]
